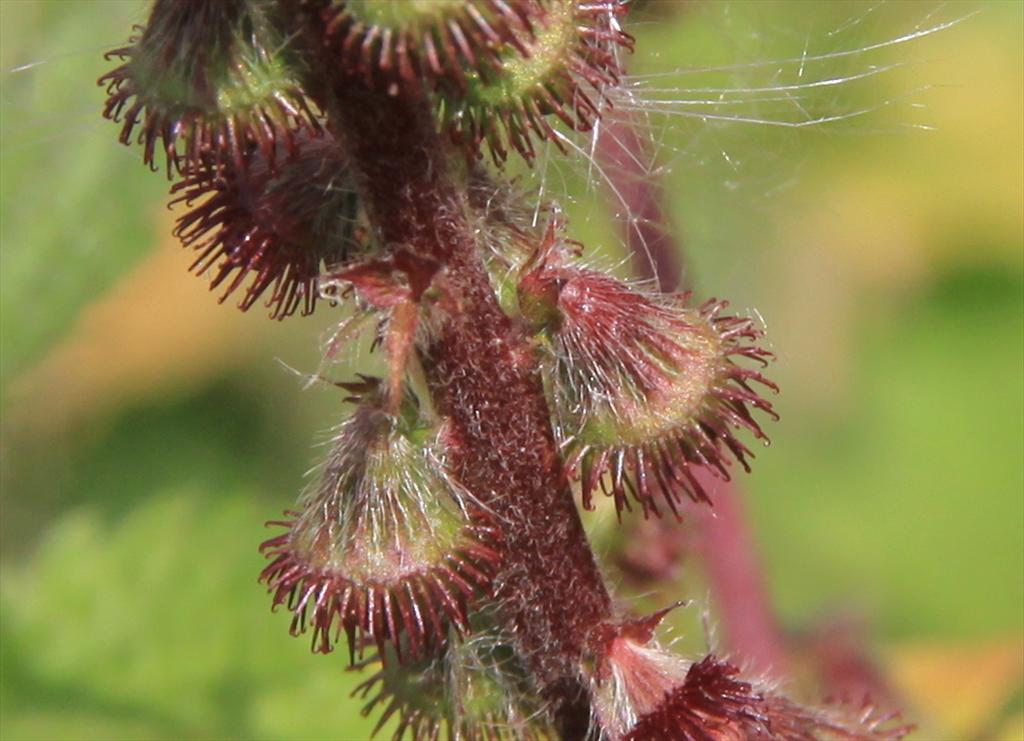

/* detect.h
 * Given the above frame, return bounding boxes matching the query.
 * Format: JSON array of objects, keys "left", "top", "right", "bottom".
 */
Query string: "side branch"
[{"left": 597, "top": 110, "right": 789, "bottom": 677}]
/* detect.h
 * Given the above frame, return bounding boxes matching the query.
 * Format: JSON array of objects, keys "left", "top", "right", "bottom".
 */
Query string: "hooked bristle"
[
  {"left": 624, "top": 656, "right": 913, "bottom": 741},
  {"left": 323, "top": 0, "right": 544, "bottom": 94},
  {"left": 170, "top": 134, "right": 364, "bottom": 319}
]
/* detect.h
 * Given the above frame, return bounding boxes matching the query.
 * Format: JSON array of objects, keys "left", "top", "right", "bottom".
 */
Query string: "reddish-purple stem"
[
  {"left": 322, "top": 78, "right": 611, "bottom": 739},
  {"left": 597, "top": 111, "right": 684, "bottom": 289},
  {"left": 597, "top": 110, "right": 789, "bottom": 677},
  {"left": 689, "top": 472, "right": 790, "bottom": 676}
]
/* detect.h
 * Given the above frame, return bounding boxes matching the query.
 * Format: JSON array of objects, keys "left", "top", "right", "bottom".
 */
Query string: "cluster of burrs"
[
  {"left": 100, "top": 2, "right": 909, "bottom": 739},
  {"left": 99, "top": 0, "right": 631, "bottom": 315}
]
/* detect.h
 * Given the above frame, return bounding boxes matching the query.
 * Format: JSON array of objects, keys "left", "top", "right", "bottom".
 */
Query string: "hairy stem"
[{"left": 322, "top": 73, "right": 612, "bottom": 739}]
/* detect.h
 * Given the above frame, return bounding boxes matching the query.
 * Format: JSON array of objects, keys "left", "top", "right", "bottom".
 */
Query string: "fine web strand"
[
  {"left": 1, "top": 2, "right": 972, "bottom": 328},
  {"left": 512, "top": 2, "right": 970, "bottom": 286}
]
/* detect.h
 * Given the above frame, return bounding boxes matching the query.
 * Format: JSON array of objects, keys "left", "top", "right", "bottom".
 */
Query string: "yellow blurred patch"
[
  {"left": 997, "top": 713, "right": 1024, "bottom": 741},
  {"left": 886, "top": 638, "right": 1024, "bottom": 739},
  {"left": 5, "top": 208, "right": 277, "bottom": 437},
  {"left": 784, "top": 13, "right": 1024, "bottom": 289}
]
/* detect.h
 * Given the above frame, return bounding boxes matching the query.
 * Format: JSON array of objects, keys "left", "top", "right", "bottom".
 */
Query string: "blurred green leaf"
[
  {"left": 1, "top": 490, "right": 379, "bottom": 740},
  {"left": 0, "top": 1, "right": 164, "bottom": 391},
  {"left": 754, "top": 268, "right": 1024, "bottom": 640},
  {"left": 0, "top": 377, "right": 316, "bottom": 555},
  {"left": 1, "top": 373, "right": 373, "bottom": 739}
]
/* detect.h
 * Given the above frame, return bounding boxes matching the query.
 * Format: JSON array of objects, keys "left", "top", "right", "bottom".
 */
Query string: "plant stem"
[
  {"left": 598, "top": 110, "right": 788, "bottom": 677},
  {"left": 688, "top": 474, "right": 789, "bottom": 676},
  {"left": 323, "top": 80, "right": 612, "bottom": 738},
  {"left": 596, "top": 111, "right": 684, "bottom": 290}
]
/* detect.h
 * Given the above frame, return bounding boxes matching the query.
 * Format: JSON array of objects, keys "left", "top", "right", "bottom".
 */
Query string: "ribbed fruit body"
[
  {"left": 260, "top": 396, "right": 500, "bottom": 661},
  {"left": 518, "top": 241, "right": 777, "bottom": 518}
]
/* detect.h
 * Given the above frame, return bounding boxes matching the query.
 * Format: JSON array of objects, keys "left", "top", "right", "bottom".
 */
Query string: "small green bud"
[
  {"left": 355, "top": 623, "right": 551, "bottom": 739},
  {"left": 518, "top": 232, "right": 778, "bottom": 519},
  {"left": 324, "top": 0, "right": 540, "bottom": 92},
  {"left": 260, "top": 387, "right": 500, "bottom": 661},
  {"left": 439, "top": 0, "right": 633, "bottom": 163},
  {"left": 100, "top": 0, "right": 320, "bottom": 175}
]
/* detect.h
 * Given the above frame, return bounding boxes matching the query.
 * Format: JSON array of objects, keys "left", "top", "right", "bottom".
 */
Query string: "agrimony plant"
[{"left": 101, "top": 1, "right": 911, "bottom": 738}]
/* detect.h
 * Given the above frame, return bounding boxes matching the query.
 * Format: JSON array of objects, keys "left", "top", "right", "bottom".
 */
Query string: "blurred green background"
[{"left": 1, "top": 1, "right": 1021, "bottom": 739}]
